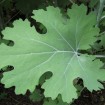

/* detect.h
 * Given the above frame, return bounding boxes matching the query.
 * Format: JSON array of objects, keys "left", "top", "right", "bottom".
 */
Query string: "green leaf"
[
  {"left": 89, "top": 0, "right": 99, "bottom": 8},
  {"left": 43, "top": 96, "right": 68, "bottom": 105},
  {"left": 43, "top": 99, "right": 57, "bottom": 105},
  {"left": 92, "top": 33, "right": 105, "bottom": 51},
  {"left": 0, "top": 92, "right": 7, "bottom": 100},
  {"left": 29, "top": 89, "right": 43, "bottom": 102},
  {"left": 0, "top": 4, "right": 105, "bottom": 103},
  {"left": 99, "top": 34, "right": 105, "bottom": 47},
  {"left": 100, "top": 11, "right": 105, "bottom": 26}
]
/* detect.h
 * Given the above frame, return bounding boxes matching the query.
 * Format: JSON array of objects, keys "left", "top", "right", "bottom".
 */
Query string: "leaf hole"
[
  {"left": 73, "top": 77, "right": 84, "bottom": 97},
  {"left": 73, "top": 77, "right": 84, "bottom": 86},
  {"left": 96, "top": 40, "right": 101, "bottom": 44},
  {"left": 39, "top": 71, "right": 53, "bottom": 85},
  {"left": 1, "top": 65, "right": 14, "bottom": 72},
  {"left": 28, "top": 17, "right": 47, "bottom": 34},
  {"left": 73, "top": 77, "right": 84, "bottom": 90},
  {"left": 1, "top": 39, "right": 14, "bottom": 46}
]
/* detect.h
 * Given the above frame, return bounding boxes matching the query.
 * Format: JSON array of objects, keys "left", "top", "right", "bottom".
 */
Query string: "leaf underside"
[{"left": 0, "top": 4, "right": 105, "bottom": 103}]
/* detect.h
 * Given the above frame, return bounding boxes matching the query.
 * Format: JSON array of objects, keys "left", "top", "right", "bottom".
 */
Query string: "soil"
[
  {"left": 71, "top": 88, "right": 105, "bottom": 105},
  {"left": 1, "top": 83, "right": 105, "bottom": 105},
  {"left": 0, "top": 84, "right": 42, "bottom": 105}
]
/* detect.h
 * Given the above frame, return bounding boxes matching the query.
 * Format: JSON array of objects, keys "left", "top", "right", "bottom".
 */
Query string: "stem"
[
  {"left": 5, "top": 11, "right": 20, "bottom": 26},
  {"left": 69, "top": 0, "right": 74, "bottom": 4},
  {"left": 97, "top": 0, "right": 105, "bottom": 26},
  {"left": 100, "top": 15, "right": 105, "bottom": 20},
  {"left": 99, "top": 31, "right": 105, "bottom": 35},
  {"left": 54, "top": 0, "right": 58, "bottom": 6},
  {"left": 95, "top": 55, "right": 105, "bottom": 58}
]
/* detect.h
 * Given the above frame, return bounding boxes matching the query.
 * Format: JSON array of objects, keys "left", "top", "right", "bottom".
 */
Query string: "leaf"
[
  {"left": 0, "top": 92, "right": 7, "bottom": 100},
  {"left": 100, "top": 11, "right": 105, "bottom": 26},
  {"left": 99, "top": 34, "right": 105, "bottom": 47},
  {"left": 89, "top": 0, "right": 99, "bottom": 8},
  {"left": 29, "top": 89, "right": 43, "bottom": 102},
  {"left": 43, "top": 96, "right": 68, "bottom": 105},
  {"left": 43, "top": 99, "right": 57, "bottom": 105},
  {"left": 92, "top": 33, "right": 105, "bottom": 51},
  {"left": 0, "top": 4, "right": 105, "bottom": 103}
]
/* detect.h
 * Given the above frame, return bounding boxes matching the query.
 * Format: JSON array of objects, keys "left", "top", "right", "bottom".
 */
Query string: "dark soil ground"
[
  {"left": 72, "top": 88, "right": 105, "bottom": 105},
  {"left": 1, "top": 83, "right": 105, "bottom": 105},
  {"left": 0, "top": 84, "right": 42, "bottom": 105}
]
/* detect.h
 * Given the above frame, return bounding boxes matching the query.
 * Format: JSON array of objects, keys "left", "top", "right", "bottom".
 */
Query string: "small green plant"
[{"left": 0, "top": 92, "right": 7, "bottom": 100}]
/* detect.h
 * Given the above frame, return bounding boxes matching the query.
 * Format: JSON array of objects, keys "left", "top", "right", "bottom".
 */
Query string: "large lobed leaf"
[{"left": 0, "top": 4, "right": 105, "bottom": 103}]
